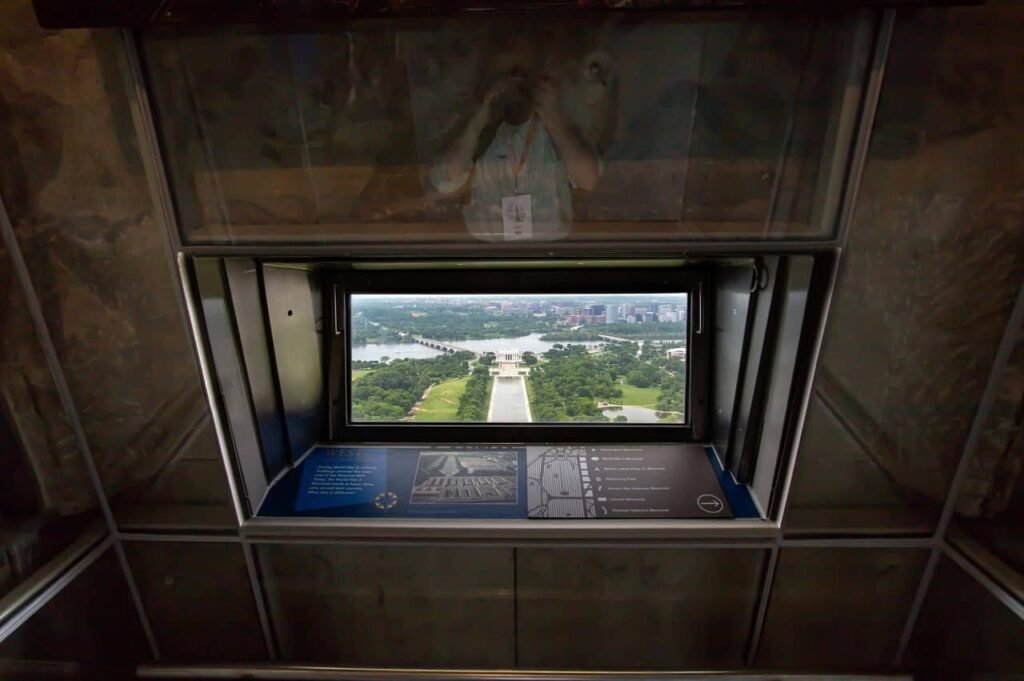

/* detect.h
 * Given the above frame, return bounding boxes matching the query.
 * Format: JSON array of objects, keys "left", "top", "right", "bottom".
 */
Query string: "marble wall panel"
[
  {"left": 0, "top": 242, "right": 99, "bottom": 598},
  {"left": 0, "top": 549, "right": 150, "bottom": 676},
  {"left": 0, "top": 0, "right": 233, "bottom": 530},
  {"left": 954, "top": 326, "right": 1024, "bottom": 576},
  {"left": 516, "top": 547, "right": 765, "bottom": 669},
  {"left": 257, "top": 543, "right": 515, "bottom": 667},
  {"left": 786, "top": 4, "right": 1024, "bottom": 533},
  {"left": 124, "top": 541, "right": 267, "bottom": 662},
  {"left": 755, "top": 547, "right": 928, "bottom": 670},
  {"left": 907, "top": 556, "right": 1024, "bottom": 680}
]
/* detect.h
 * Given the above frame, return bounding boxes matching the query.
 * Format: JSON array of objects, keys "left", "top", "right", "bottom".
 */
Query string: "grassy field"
[
  {"left": 411, "top": 376, "right": 469, "bottom": 422},
  {"left": 616, "top": 379, "right": 660, "bottom": 407},
  {"left": 351, "top": 369, "right": 372, "bottom": 382}
]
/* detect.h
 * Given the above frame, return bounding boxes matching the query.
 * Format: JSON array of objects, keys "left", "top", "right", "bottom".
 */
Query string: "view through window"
[{"left": 349, "top": 293, "right": 687, "bottom": 424}]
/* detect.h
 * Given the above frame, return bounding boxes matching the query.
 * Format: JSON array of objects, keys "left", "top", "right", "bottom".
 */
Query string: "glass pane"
[
  {"left": 516, "top": 547, "right": 765, "bottom": 669},
  {"left": 908, "top": 556, "right": 1024, "bottom": 680},
  {"left": 141, "top": 12, "right": 868, "bottom": 246},
  {"left": 953, "top": 326, "right": 1024, "bottom": 576},
  {"left": 0, "top": 244, "right": 100, "bottom": 600},
  {"left": 0, "top": 16, "right": 237, "bottom": 533},
  {"left": 256, "top": 543, "right": 514, "bottom": 667},
  {"left": 124, "top": 541, "right": 267, "bottom": 662},
  {"left": 755, "top": 548, "right": 928, "bottom": 670},
  {"left": 784, "top": 4, "right": 1024, "bottom": 534},
  {"left": 0, "top": 550, "right": 150, "bottom": 670},
  {"left": 350, "top": 293, "right": 687, "bottom": 424}
]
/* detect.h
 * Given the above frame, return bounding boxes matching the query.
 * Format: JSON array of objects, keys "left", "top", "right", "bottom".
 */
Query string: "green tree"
[
  {"left": 352, "top": 300, "right": 549, "bottom": 341},
  {"left": 656, "top": 388, "right": 685, "bottom": 413},
  {"left": 626, "top": 365, "right": 661, "bottom": 388},
  {"left": 456, "top": 366, "right": 493, "bottom": 421},
  {"left": 599, "top": 342, "right": 640, "bottom": 375},
  {"left": 665, "top": 358, "right": 686, "bottom": 375},
  {"left": 528, "top": 345, "right": 615, "bottom": 423},
  {"left": 351, "top": 353, "right": 471, "bottom": 421}
]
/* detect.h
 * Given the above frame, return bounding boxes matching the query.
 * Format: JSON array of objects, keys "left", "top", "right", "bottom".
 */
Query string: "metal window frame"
[{"left": 329, "top": 264, "right": 709, "bottom": 444}]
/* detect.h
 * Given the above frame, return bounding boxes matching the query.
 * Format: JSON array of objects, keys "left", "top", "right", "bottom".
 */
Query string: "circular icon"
[
  {"left": 697, "top": 494, "right": 724, "bottom": 515},
  {"left": 374, "top": 491, "right": 399, "bottom": 512}
]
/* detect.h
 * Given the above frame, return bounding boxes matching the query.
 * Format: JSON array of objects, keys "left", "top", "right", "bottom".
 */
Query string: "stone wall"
[{"left": 0, "top": 0, "right": 231, "bottom": 528}]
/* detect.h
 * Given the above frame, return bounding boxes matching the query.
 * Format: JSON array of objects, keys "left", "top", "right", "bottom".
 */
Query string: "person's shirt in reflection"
[{"left": 430, "top": 108, "right": 597, "bottom": 243}]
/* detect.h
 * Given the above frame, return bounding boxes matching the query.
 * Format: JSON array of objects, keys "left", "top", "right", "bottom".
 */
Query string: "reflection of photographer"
[{"left": 430, "top": 56, "right": 602, "bottom": 242}]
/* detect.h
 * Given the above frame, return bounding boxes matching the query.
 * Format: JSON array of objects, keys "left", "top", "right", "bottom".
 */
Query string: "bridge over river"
[{"left": 409, "top": 335, "right": 477, "bottom": 356}]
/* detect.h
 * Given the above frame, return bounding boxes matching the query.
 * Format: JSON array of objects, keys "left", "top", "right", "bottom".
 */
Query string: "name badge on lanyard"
[
  {"left": 502, "top": 115, "right": 538, "bottom": 241},
  {"left": 502, "top": 194, "right": 533, "bottom": 241}
]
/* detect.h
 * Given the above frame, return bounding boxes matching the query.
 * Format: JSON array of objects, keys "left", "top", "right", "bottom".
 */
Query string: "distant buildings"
[
  {"left": 497, "top": 350, "right": 523, "bottom": 364},
  {"left": 484, "top": 299, "right": 685, "bottom": 327},
  {"left": 665, "top": 347, "right": 687, "bottom": 361},
  {"left": 499, "top": 301, "right": 529, "bottom": 316}
]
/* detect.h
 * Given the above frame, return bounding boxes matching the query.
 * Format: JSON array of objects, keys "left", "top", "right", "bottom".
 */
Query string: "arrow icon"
[{"left": 697, "top": 494, "right": 724, "bottom": 514}]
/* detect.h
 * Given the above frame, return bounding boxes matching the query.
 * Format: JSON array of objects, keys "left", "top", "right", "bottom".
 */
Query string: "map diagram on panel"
[
  {"left": 527, "top": 446, "right": 594, "bottom": 518},
  {"left": 527, "top": 444, "right": 735, "bottom": 519}
]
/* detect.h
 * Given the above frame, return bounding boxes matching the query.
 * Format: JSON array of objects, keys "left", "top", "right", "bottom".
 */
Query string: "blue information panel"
[
  {"left": 258, "top": 444, "right": 756, "bottom": 520},
  {"left": 261, "top": 446, "right": 527, "bottom": 519}
]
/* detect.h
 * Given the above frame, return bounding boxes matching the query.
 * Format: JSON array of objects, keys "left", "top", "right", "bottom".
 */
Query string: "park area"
[{"left": 411, "top": 376, "right": 470, "bottom": 422}]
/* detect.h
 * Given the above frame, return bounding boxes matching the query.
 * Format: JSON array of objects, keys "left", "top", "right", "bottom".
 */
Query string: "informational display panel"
[
  {"left": 527, "top": 444, "right": 731, "bottom": 518},
  {"left": 258, "top": 444, "right": 734, "bottom": 519}
]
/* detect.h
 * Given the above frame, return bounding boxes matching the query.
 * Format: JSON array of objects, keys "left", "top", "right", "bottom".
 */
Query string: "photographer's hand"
[
  {"left": 535, "top": 75, "right": 562, "bottom": 127},
  {"left": 433, "top": 80, "right": 508, "bottom": 194},
  {"left": 535, "top": 75, "right": 601, "bottom": 192}
]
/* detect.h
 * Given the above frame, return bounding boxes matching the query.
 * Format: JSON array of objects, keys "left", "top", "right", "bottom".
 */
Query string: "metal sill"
[
  {"left": 241, "top": 516, "right": 779, "bottom": 544},
  {"left": 137, "top": 665, "right": 913, "bottom": 680}
]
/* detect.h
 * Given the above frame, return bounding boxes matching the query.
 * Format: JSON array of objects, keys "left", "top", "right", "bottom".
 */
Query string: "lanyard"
[{"left": 504, "top": 114, "right": 538, "bottom": 194}]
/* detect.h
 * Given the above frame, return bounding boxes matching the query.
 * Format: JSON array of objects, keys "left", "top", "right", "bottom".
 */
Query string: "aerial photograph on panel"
[{"left": 410, "top": 450, "right": 519, "bottom": 504}]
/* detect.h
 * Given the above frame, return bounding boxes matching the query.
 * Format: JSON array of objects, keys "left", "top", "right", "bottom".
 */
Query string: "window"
[
  {"left": 195, "top": 254, "right": 831, "bottom": 520},
  {"left": 330, "top": 265, "right": 709, "bottom": 443},
  {"left": 140, "top": 12, "right": 870, "bottom": 247}
]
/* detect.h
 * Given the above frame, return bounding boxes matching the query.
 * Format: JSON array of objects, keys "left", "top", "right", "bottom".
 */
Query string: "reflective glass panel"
[
  {"left": 908, "top": 556, "right": 1024, "bottom": 680},
  {"left": 124, "top": 541, "right": 267, "bottom": 662},
  {"left": 256, "top": 543, "right": 514, "bottom": 667},
  {"left": 784, "top": 3, "right": 1024, "bottom": 534},
  {"left": 0, "top": 550, "right": 150, "bottom": 672},
  {"left": 755, "top": 547, "right": 928, "bottom": 669},
  {"left": 0, "top": 10, "right": 237, "bottom": 533},
  {"left": 141, "top": 12, "right": 870, "bottom": 246},
  {"left": 953, "top": 327, "right": 1024, "bottom": 576},
  {"left": 0, "top": 244, "right": 100, "bottom": 600},
  {"left": 516, "top": 547, "right": 765, "bottom": 669}
]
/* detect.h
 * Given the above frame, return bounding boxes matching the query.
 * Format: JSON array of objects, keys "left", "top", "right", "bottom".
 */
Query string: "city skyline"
[
  {"left": 353, "top": 294, "right": 687, "bottom": 326},
  {"left": 352, "top": 293, "right": 688, "bottom": 303}
]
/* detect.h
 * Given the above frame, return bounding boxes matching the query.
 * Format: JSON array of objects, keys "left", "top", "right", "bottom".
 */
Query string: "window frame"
[{"left": 328, "top": 264, "right": 710, "bottom": 444}]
